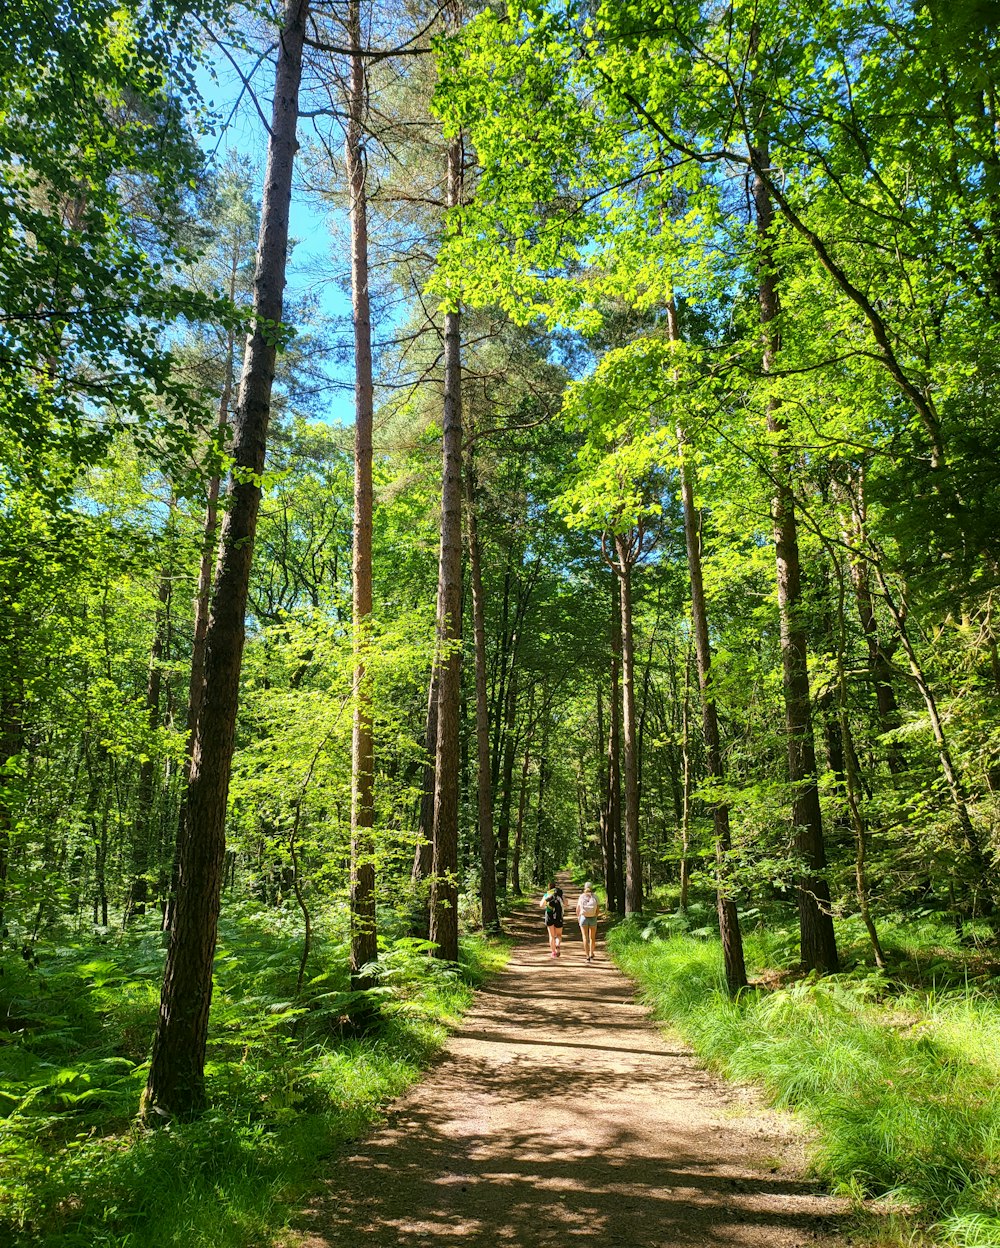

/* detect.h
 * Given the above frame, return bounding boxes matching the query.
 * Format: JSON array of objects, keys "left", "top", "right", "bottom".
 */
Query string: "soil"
[{"left": 287, "top": 881, "right": 848, "bottom": 1248}]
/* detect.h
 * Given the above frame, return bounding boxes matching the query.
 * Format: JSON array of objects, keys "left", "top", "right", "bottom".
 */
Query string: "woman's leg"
[
  {"left": 554, "top": 924, "right": 562, "bottom": 953},
  {"left": 547, "top": 923, "right": 557, "bottom": 954}
]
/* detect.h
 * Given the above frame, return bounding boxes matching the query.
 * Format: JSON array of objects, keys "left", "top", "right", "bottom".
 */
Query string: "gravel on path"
[{"left": 287, "top": 880, "right": 848, "bottom": 1248}]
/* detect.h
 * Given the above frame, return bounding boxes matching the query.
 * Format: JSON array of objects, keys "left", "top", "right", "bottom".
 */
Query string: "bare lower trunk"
[
  {"left": 141, "top": 0, "right": 308, "bottom": 1123},
  {"left": 494, "top": 669, "right": 518, "bottom": 894},
  {"left": 126, "top": 564, "right": 172, "bottom": 926},
  {"left": 347, "top": 0, "right": 377, "bottom": 990},
  {"left": 410, "top": 671, "right": 437, "bottom": 937},
  {"left": 164, "top": 272, "right": 237, "bottom": 932},
  {"left": 429, "top": 134, "right": 464, "bottom": 963},
  {"left": 465, "top": 449, "right": 498, "bottom": 930},
  {"left": 674, "top": 322, "right": 747, "bottom": 991},
  {"left": 614, "top": 538, "right": 642, "bottom": 915},
  {"left": 752, "top": 132, "right": 838, "bottom": 974},
  {"left": 606, "top": 598, "right": 624, "bottom": 913}
]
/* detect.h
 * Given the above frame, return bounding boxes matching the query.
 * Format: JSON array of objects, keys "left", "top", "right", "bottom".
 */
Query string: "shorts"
[
  {"left": 579, "top": 915, "right": 598, "bottom": 928},
  {"left": 544, "top": 916, "right": 563, "bottom": 928}
]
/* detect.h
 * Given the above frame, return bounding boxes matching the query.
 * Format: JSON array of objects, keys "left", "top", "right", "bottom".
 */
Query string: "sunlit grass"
[{"left": 607, "top": 914, "right": 1000, "bottom": 1248}]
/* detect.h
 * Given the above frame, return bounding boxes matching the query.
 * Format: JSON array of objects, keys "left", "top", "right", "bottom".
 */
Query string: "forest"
[{"left": 3, "top": 0, "right": 1000, "bottom": 1245}]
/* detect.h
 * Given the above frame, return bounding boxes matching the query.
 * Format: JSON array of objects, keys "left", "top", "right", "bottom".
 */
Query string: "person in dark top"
[{"left": 539, "top": 885, "right": 564, "bottom": 957}]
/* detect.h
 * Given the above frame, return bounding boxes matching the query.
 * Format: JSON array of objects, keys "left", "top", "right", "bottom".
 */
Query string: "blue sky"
[{"left": 196, "top": 42, "right": 356, "bottom": 425}]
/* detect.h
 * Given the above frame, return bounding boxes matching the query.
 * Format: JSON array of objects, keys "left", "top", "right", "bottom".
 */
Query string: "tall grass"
[
  {"left": 608, "top": 915, "right": 1000, "bottom": 1248},
  {"left": 0, "top": 906, "right": 507, "bottom": 1247}
]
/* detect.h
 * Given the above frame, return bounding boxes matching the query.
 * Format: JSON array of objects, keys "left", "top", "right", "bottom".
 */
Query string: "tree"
[{"left": 141, "top": 0, "right": 309, "bottom": 1122}]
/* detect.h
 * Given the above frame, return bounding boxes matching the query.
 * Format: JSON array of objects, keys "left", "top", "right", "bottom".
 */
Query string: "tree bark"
[
  {"left": 410, "top": 669, "right": 437, "bottom": 937},
  {"left": 125, "top": 563, "right": 172, "bottom": 926},
  {"left": 164, "top": 235, "right": 239, "bottom": 931},
  {"left": 429, "top": 133, "right": 464, "bottom": 963},
  {"left": 752, "top": 130, "right": 838, "bottom": 974},
  {"left": 346, "top": 0, "right": 378, "bottom": 991},
  {"left": 494, "top": 667, "right": 518, "bottom": 894},
  {"left": 614, "top": 535, "right": 643, "bottom": 915},
  {"left": 673, "top": 305, "right": 747, "bottom": 991},
  {"left": 141, "top": 0, "right": 308, "bottom": 1123},
  {"left": 464, "top": 447, "right": 499, "bottom": 930},
  {"left": 606, "top": 598, "right": 624, "bottom": 913}
]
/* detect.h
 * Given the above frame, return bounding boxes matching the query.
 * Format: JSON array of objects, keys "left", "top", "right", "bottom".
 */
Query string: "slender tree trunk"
[
  {"left": 843, "top": 497, "right": 906, "bottom": 777},
  {"left": 494, "top": 668, "right": 518, "bottom": 894},
  {"left": 464, "top": 448, "right": 498, "bottom": 930},
  {"left": 126, "top": 565, "right": 171, "bottom": 926},
  {"left": 511, "top": 733, "right": 532, "bottom": 898},
  {"left": 678, "top": 633, "right": 692, "bottom": 915},
  {"left": 752, "top": 131, "right": 838, "bottom": 974},
  {"left": 674, "top": 336, "right": 747, "bottom": 990},
  {"left": 614, "top": 536, "right": 643, "bottom": 915},
  {"left": 141, "top": 0, "right": 308, "bottom": 1123},
  {"left": 607, "top": 601, "right": 624, "bottom": 913},
  {"left": 164, "top": 278, "right": 238, "bottom": 932},
  {"left": 873, "top": 561, "right": 995, "bottom": 908},
  {"left": 429, "top": 133, "right": 464, "bottom": 963},
  {"left": 410, "top": 670, "right": 437, "bottom": 937},
  {"left": 346, "top": 0, "right": 377, "bottom": 989}
]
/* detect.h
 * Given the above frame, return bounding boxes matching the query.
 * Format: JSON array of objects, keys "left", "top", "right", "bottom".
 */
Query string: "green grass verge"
[
  {"left": 607, "top": 914, "right": 1000, "bottom": 1248},
  {"left": 0, "top": 908, "right": 509, "bottom": 1247}
]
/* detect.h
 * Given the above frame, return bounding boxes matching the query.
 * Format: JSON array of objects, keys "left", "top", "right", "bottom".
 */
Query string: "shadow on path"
[{"left": 289, "top": 877, "right": 847, "bottom": 1248}]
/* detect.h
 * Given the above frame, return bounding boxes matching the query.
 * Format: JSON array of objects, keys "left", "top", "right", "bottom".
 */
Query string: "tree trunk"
[
  {"left": 464, "top": 447, "right": 499, "bottom": 930},
  {"left": 410, "top": 670, "right": 437, "bottom": 937},
  {"left": 126, "top": 564, "right": 172, "bottom": 926},
  {"left": 164, "top": 258, "right": 238, "bottom": 931},
  {"left": 494, "top": 668, "right": 518, "bottom": 894},
  {"left": 346, "top": 0, "right": 378, "bottom": 990},
  {"left": 606, "top": 600, "right": 624, "bottom": 913},
  {"left": 674, "top": 321, "right": 747, "bottom": 991},
  {"left": 752, "top": 132, "right": 838, "bottom": 974},
  {"left": 141, "top": 0, "right": 308, "bottom": 1123},
  {"left": 614, "top": 536, "right": 642, "bottom": 915},
  {"left": 511, "top": 731, "right": 532, "bottom": 898},
  {"left": 429, "top": 133, "right": 464, "bottom": 963}
]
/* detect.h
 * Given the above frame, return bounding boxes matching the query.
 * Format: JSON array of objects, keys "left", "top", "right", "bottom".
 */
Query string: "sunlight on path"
[{"left": 288, "top": 881, "right": 847, "bottom": 1248}]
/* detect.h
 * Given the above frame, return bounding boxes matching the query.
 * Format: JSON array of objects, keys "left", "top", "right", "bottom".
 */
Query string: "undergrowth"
[
  {"left": 607, "top": 910, "right": 1000, "bottom": 1248},
  {"left": 0, "top": 903, "right": 507, "bottom": 1247}
]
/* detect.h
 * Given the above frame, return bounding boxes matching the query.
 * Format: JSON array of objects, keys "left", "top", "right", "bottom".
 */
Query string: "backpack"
[
  {"left": 580, "top": 892, "right": 597, "bottom": 917},
  {"left": 545, "top": 894, "right": 563, "bottom": 923}
]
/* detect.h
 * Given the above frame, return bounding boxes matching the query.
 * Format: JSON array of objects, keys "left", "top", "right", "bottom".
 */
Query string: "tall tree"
[
  {"left": 141, "top": 0, "right": 309, "bottom": 1122},
  {"left": 428, "top": 128, "right": 465, "bottom": 962},
  {"left": 345, "top": 0, "right": 379, "bottom": 991}
]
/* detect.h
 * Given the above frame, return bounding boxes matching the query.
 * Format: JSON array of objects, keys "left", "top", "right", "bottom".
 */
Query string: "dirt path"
[{"left": 290, "top": 883, "right": 847, "bottom": 1247}]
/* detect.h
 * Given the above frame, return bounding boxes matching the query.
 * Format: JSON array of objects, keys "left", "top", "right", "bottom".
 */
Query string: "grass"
[
  {"left": 607, "top": 910, "right": 1000, "bottom": 1248},
  {"left": 0, "top": 904, "right": 508, "bottom": 1247}
]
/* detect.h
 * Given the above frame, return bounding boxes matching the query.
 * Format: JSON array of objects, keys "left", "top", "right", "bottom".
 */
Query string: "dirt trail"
[{"left": 290, "top": 881, "right": 846, "bottom": 1247}]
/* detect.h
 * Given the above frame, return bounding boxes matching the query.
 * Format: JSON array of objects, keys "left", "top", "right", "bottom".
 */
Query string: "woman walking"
[
  {"left": 576, "top": 881, "right": 600, "bottom": 962},
  {"left": 539, "top": 885, "right": 564, "bottom": 957}
]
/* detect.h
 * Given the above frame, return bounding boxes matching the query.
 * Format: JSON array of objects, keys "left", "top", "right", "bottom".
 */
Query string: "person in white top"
[{"left": 576, "top": 882, "right": 600, "bottom": 962}]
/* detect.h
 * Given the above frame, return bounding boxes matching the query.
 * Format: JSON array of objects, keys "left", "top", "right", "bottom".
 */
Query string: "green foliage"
[
  {"left": 0, "top": 909, "right": 508, "bottom": 1246},
  {"left": 608, "top": 917, "right": 1000, "bottom": 1247}
]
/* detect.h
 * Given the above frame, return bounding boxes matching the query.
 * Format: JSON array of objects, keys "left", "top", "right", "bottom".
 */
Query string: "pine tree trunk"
[
  {"left": 429, "top": 133, "right": 464, "bottom": 963},
  {"left": 347, "top": 0, "right": 378, "bottom": 990},
  {"left": 464, "top": 449, "right": 498, "bottom": 930},
  {"left": 752, "top": 135, "right": 838, "bottom": 975},
  {"left": 614, "top": 536, "right": 643, "bottom": 915},
  {"left": 607, "top": 604, "right": 624, "bottom": 913},
  {"left": 141, "top": 0, "right": 308, "bottom": 1123},
  {"left": 494, "top": 668, "right": 518, "bottom": 894}
]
